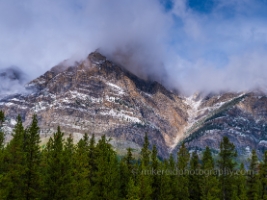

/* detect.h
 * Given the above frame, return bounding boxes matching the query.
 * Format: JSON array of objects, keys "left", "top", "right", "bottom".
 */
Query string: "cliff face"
[
  {"left": 0, "top": 52, "right": 188, "bottom": 157},
  {"left": 1, "top": 52, "right": 267, "bottom": 158},
  {"left": 177, "top": 92, "right": 267, "bottom": 160}
]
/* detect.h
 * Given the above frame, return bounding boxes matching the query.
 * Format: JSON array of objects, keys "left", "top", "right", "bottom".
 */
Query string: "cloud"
[
  {"left": 0, "top": 66, "right": 29, "bottom": 97},
  {"left": 0, "top": 0, "right": 267, "bottom": 95},
  {"left": 0, "top": 0, "right": 170, "bottom": 80},
  {"left": 165, "top": 0, "right": 267, "bottom": 94}
]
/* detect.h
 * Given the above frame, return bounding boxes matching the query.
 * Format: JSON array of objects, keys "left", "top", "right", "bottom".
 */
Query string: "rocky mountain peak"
[
  {"left": 87, "top": 51, "right": 106, "bottom": 65},
  {"left": 1, "top": 52, "right": 267, "bottom": 160}
]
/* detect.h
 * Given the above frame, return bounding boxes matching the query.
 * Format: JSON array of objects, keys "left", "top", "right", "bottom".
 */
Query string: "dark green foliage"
[
  {"left": 136, "top": 133, "right": 152, "bottom": 200},
  {"left": 260, "top": 151, "right": 267, "bottom": 199},
  {"left": 247, "top": 150, "right": 260, "bottom": 200},
  {"left": 0, "top": 110, "right": 5, "bottom": 164},
  {"left": 1, "top": 115, "right": 26, "bottom": 199},
  {"left": 72, "top": 133, "right": 91, "bottom": 199},
  {"left": 0, "top": 110, "right": 5, "bottom": 158},
  {"left": 2, "top": 115, "right": 267, "bottom": 200},
  {"left": 168, "top": 154, "right": 179, "bottom": 198},
  {"left": 157, "top": 160, "right": 173, "bottom": 200},
  {"left": 42, "top": 126, "right": 72, "bottom": 200},
  {"left": 0, "top": 127, "right": 5, "bottom": 195},
  {"left": 0, "top": 110, "right": 4, "bottom": 125},
  {"left": 237, "top": 163, "right": 248, "bottom": 200},
  {"left": 126, "top": 177, "right": 140, "bottom": 200},
  {"left": 200, "top": 147, "right": 220, "bottom": 200},
  {"left": 92, "top": 135, "right": 120, "bottom": 200},
  {"left": 88, "top": 133, "right": 97, "bottom": 186},
  {"left": 189, "top": 151, "right": 201, "bottom": 200},
  {"left": 151, "top": 145, "right": 160, "bottom": 200},
  {"left": 141, "top": 132, "right": 150, "bottom": 167},
  {"left": 218, "top": 136, "right": 237, "bottom": 200},
  {"left": 120, "top": 148, "right": 135, "bottom": 198},
  {"left": 177, "top": 143, "right": 190, "bottom": 200},
  {"left": 24, "top": 114, "right": 41, "bottom": 200}
]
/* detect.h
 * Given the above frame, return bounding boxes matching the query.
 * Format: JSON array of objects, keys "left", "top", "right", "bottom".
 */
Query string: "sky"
[{"left": 0, "top": 0, "right": 267, "bottom": 95}]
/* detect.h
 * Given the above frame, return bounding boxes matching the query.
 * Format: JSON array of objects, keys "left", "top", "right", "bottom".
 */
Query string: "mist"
[
  {"left": 0, "top": 0, "right": 267, "bottom": 95},
  {"left": 0, "top": 66, "right": 29, "bottom": 97}
]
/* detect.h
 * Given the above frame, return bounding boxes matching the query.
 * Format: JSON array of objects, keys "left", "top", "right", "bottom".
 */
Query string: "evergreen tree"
[
  {"left": 151, "top": 145, "right": 160, "bottom": 200},
  {"left": 92, "top": 135, "right": 120, "bottom": 200},
  {"left": 260, "top": 151, "right": 267, "bottom": 199},
  {"left": 0, "top": 110, "right": 4, "bottom": 152},
  {"left": 120, "top": 148, "right": 135, "bottom": 199},
  {"left": 169, "top": 154, "right": 179, "bottom": 198},
  {"left": 125, "top": 147, "right": 135, "bottom": 173},
  {"left": 126, "top": 177, "right": 140, "bottom": 200},
  {"left": 0, "top": 111, "right": 5, "bottom": 197},
  {"left": 88, "top": 134, "right": 97, "bottom": 186},
  {"left": 201, "top": 146, "right": 220, "bottom": 200},
  {"left": 140, "top": 132, "right": 150, "bottom": 168},
  {"left": 236, "top": 163, "right": 248, "bottom": 200},
  {"left": 24, "top": 114, "right": 41, "bottom": 200},
  {"left": 0, "top": 110, "right": 4, "bottom": 125},
  {"left": 136, "top": 133, "right": 153, "bottom": 200},
  {"left": 63, "top": 134, "right": 75, "bottom": 199},
  {"left": 43, "top": 126, "right": 72, "bottom": 200},
  {"left": 177, "top": 143, "right": 190, "bottom": 200},
  {"left": 1, "top": 115, "right": 26, "bottom": 199},
  {"left": 218, "top": 136, "right": 237, "bottom": 200},
  {"left": 247, "top": 150, "right": 260, "bottom": 200},
  {"left": 189, "top": 151, "right": 201, "bottom": 200},
  {"left": 0, "top": 110, "right": 5, "bottom": 171},
  {"left": 158, "top": 160, "right": 173, "bottom": 200},
  {"left": 72, "top": 133, "right": 91, "bottom": 199}
]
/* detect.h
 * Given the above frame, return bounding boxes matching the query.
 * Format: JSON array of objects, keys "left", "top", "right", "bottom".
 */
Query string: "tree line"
[{"left": 1, "top": 112, "right": 267, "bottom": 200}]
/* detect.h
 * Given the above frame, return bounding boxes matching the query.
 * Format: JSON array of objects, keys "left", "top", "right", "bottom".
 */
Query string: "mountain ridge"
[{"left": 1, "top": 52, "right": 267, "bottom": 159}]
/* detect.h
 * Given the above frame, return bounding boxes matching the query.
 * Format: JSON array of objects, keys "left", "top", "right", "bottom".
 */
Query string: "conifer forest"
[{"left": 1, "top": 111, "right": 267, "bottom": 200}]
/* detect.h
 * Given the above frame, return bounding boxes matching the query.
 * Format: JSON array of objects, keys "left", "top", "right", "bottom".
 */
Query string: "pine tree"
[
  {"left": 63, "top": 134, "right": 75, "bottom": 199},
  {"left": 189, "top": 151, "right": 201, "bottom": 200},
  {"left": 140, "top": 132, "right": 150, "bottom": 168},
  {"left": 177, "top": 143, "right": 190, "bottom": 200},
  {"left": 0, "top": 110, "right": 5, "bottom": 172},
  {"left": 201, "top": 146, "right": 220, "bottom": 200},
  {"left": 88, "top": 134, "right": 97, "bottom": 186},
  {"left": 247, "top": 150, "right": 260, "bottom": 200},
  {"left": 260, "top": 151, "right": 267, "bottom": 199},
  {"left": 92, "top": 135, "right": 120, "bottom": 200},
  {"left": 24, "top": 114, "right": 41, "bottom": 200},
  {"left": 136, "top": 133, "right": 152, "bottom": 200},
  {"left": 151, "top": 145, "right": 160, "bottom": 200},
  {"left": 0, "top": 111, "right": 5, "bottom": 198},
  {"left": 43, "top": 126, "right": 72, "bottom": 200},
  {"left": 0, "top": 110, "right": 4, "bottom": 153},
  {"left": 169, "top": 153, "right": 179, "bottom": 198},
  {"left": 158, "top": 160, "right": 173, "bottom": 200},
  {"left": 126, "top": 177, "right": 140, "bottom": 200},
  {"left": 120, "top": 148, "right": 135, "bottom": 199},
  {"left": 218, "top": 137, "right": 237, "bottom": 200},
  {"left": 1, "top": 115, "right": 26, "bottom": 199},
  {"left": 0, "top": 110, "right": 4, "bottom": 125},
  {"left": 72, "top": 133, "right": 91, "bottom": 199},
  {"left": 237, "top": 163, "right": 248, "bottom": 200}
]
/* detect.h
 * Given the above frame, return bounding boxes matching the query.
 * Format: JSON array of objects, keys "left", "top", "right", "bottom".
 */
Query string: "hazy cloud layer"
[
  {"left": 0, "top": 0, "right": 267, "bottom": 95},
  {"left": 0, "top": 66, "right": 29, "bottom": 97}
]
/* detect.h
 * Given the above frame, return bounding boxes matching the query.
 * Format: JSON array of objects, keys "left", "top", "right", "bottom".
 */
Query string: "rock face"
[
  {"left": 178, "top": 92, "right": 267, "bottom": 161},
  {"left": 0, "top": 52, "right": 188, "bottom": 158},
  {"left": 1, "top": 52, "right": 267, "bottom": 159}
]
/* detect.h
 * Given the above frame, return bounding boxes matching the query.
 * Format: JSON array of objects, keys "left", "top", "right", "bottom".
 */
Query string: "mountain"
[{"left": 1, "top": 52, "right": 267, "bottom": 159}]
